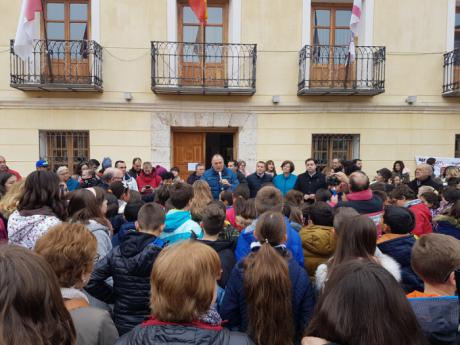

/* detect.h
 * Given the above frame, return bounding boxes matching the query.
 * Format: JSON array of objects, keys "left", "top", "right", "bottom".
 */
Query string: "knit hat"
[
  {"left": 102, "top": 157, "right": 112, "bottom": 169},
  {"left": 383, "top": 205, "right": 416, "bottom": 234}
]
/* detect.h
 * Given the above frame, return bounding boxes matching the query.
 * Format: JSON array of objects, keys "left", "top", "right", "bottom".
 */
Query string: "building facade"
[{"left": 1, "top": 0, "right": 460, "bottom": 179}]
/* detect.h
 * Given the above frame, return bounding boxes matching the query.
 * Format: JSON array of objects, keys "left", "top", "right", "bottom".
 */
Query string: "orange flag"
[{"left": 188, "top": 0, "right": 208, "bottom": 25}]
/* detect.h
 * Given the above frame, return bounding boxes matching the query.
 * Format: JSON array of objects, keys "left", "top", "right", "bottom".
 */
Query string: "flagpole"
[
  {"left": 40, "top": 0, "right": 53, "bottom": 81},
  {"left": 201, "top": 22, "right": 206, "bottom": 91}
]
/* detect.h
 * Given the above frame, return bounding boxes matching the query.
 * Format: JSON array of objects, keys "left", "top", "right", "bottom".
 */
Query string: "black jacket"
[
  {"left": 199, "top": 239, "right": 236, "bottom": 288},
  {"left": 408, "top": 177, "right": 443, "bottom": 194},
  {"left": 115, "top": 321, "right": 253, "bottom": 345},
  {"left": 246, "top": 173, "right": 273, "bottom": 198},
  {"left": 236, "top": 170, "right": 248, "bottom": 185},
  {"left": 187, "top": 172, "right": 201, "bottom": 185},
  {"left": 294, "top": 172, "right": 327, "bottom": 196},
  {"left": 85, "top": 231, "right": 163, "bottom": 335}
]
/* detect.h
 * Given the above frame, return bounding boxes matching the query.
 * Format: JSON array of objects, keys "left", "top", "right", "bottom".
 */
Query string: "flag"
[
  {"left": 188, "top": 0, "right": 207, "bottom": 26},
  {"left": 14, "top": 0, "right": 42, "bottom": 62},
  {"left": 348, "top": 0, "right": 362, "bottom": 62}
]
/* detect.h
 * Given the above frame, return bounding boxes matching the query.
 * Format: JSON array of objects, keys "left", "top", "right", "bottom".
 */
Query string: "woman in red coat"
[{"left": 136, "top": 162, "right": 162, "bottom": 195}]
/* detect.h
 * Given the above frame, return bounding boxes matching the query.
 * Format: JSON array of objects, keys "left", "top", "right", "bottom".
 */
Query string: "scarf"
[
  {"left": 60, "top": 287, "right": 89, "bottom": 303},
  {"left": 404, "top": 199, "right": 423, "bottom": 208}
]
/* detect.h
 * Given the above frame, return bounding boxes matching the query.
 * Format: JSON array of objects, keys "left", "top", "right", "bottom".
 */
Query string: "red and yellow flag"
[{"left": 188, "top": 0, "right": 208, "bottom": 25}]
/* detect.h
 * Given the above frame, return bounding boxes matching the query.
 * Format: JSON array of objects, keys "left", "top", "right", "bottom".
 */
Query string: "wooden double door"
[
  {"left": 178, "top": 0, "right": 228, "bottom": 87},
  {"left": 310, "top": 4, "right": 355, "bottom": 88},
  {"left": 172, "top": 131, "right": 234, "bottom": 181}
]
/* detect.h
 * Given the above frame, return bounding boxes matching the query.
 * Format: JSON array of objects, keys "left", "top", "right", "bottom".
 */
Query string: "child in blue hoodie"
[
  {"left": 160, "top": 182, "right": 203, "bottom": 245},
  {"left": 235, "top": 186, "right": 304, "bottom": 267}
]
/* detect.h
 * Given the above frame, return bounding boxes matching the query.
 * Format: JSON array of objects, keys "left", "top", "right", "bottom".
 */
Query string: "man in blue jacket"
[
  {"left": 235, "top": 186, "right": 304, "bottom": 267},
  {"left": 201, "top": 154, "right": 239, "bottom": 199}
]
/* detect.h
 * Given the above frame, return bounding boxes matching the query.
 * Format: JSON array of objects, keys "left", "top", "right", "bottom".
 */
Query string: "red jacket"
[
  {"left": 136, "top": 172, "right": 162, "bottom": 194},
  {"left": 7, "top": 168, "right": 21, "bottom": 180},
  {"left": 409, "top": 203, "right": 432, "bottom": 237}
]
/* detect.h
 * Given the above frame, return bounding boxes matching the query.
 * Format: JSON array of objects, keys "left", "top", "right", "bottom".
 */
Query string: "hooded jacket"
[
  {"left": 299, "top": 224, "right": 336, "bottom": 278},
  {"left": 85, "top": 231, "right": 164, "bottom": 335},
  {"left": 160, "top": 209, "right": 203, "bottom": 245},
  {"left": 377, "top": 233, "right": 423, "bottom": 293},
  {"left": 136, "top": 172, "right": 162, "bottom": 194},
  {"left": 315, "top": 254, "right": 401, "bottom": 292},
  {"left": 115, "top": 318, "right": 253, "bottom": 345},
  {"left": 408, "top": 296, "right": 460, "bottom": 345},
  {"left": 433, "top": 215, "right": 460, "bottom": 240},
  {"left": 220, "top": 247, "right": 315, "bottom": 343},
  {"left": 234, "top": 216, "right": 304, "bottom": 267},
  {"left": 405, "top": 200, "right": 433, "bottom": 237},
  {"left": 199, "top": 239, "right": 236, "bottom": 288},
  {"left": 85, "top": 219, "right": 113, "bottom": 259},
  {"left": 8, "top": 208, "right": 61, "bottom": 249}
]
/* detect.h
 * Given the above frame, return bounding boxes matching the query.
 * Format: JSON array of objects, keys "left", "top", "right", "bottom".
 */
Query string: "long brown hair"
[
  {"left": 243, "top": 211, "right": 293, "bottom": 345},
  {"left": 0, "top": 245, "right": 76, "bottom": 345},
  {"left": 328, "top": 215, "right": 377, "bottom": 278},
  {"left": 306, "top": 260, "right": 428, "bottom": 345},
  {"left": 67, "top": 187, "right": 111, "bottom": 228},
  {"left": 189, "top": 180, "right": 213, "bottom": 222}
]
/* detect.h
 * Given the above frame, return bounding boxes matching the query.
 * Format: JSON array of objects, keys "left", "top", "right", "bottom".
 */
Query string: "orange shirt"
[{"left": 406, "top": 290, "right": 441, "bottom": 298}]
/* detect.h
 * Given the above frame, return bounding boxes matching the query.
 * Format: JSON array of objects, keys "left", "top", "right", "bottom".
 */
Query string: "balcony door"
[
  {"left": 310, "top": 4, "right": 354, "bottom": 88},
  {"left": 178, "top": 0, "right": 228, "bottom": 87},
  {"left": 43, "top": 0, "right": 91, "bottom": 83}
]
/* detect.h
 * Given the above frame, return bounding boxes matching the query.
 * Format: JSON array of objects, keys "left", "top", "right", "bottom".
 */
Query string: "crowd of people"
[{"left": 0, "top": 153, "right": 459, "bottom": 345}]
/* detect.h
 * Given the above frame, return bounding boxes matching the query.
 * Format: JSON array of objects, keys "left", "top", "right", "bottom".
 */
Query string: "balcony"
[
  {"left": 443, "top": 48, "right": 460, "bottom": 96},
  {"left": 151, "top": 41, "right": 256, "bottom": 95},
  {"left": 10, "top": 39, "right": 102, "bottom": 92},
  {"left": 298, "top": 45, "right": 385, "bottom": 96}
]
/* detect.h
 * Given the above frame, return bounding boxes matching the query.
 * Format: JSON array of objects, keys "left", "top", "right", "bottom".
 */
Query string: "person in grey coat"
[{"left": 35, "top": 223, "right": 119, "bottom": 345}]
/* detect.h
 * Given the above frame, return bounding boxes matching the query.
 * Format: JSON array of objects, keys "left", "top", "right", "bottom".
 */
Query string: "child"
[
  {"left": 407, "top": 233, "right": 460, "bottom": 344},
  {"left": 220, "top": 190, "right": 233, "bottom": 208},
  {"left": 377, "top": 205, "right": 423, "bottom": 293},
  {"left": 299, "top": 202, "right": 336, "bottom": 279},
  {"left": 389, "top": 184, "right": 432, "bottom": 236},
  {"left": 198, "top": 202, "right": 236, "bottom": 288},
  {"left": 111, "top": 200, "right": 145, "bottom": 247},
  {"left": 85, "top": 202, "right": 165, "bottom": 335},
  {"left": 160, "top": 182, "right": 203, "bottom": 244},
  {"left": 420, "top": 191, "right": 441, "bottom": 218},
  {"left": 220, "top": 211, "right": 315, "bottom": 345}
]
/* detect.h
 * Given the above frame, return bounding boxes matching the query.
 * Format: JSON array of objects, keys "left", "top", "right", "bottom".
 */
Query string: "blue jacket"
[
  {"left": 434, "top": 216, "right": 460, "bottom": 240},
  {"left": 235, "top": 217, "right": 304, "bottom": 267},
  {"left": 66, "top": 178, "right": 80, "bottom": 191},
  {"left": 160, "top": 209, "right": 203, "bottom": 245},
  {"left": 377, "top": 234, "right": 423, "bottom": 293},
  {"left": 85, "top": 231, "right": 164, "bottom": 335},
  {"left": 201, "top": 168, "right": 239, "bottom": 200},
  {"left": 112, "top": 221, "right": 136, "bottom": 247},
  {"left": 246, "top": 173, "right": 273, "bottom": 198},
  {"left": 409, "top": 296, "right": 459, "bottom": 345},
  {"left": 273, "top": 173, "right": 298, "bottom": 196},
  {"left": 220, "top": 248, "right": 315, "bottom": 343}
]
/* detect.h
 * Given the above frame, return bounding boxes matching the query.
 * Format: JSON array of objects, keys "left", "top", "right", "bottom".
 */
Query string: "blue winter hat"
[
  {"left": 36, "top": 159, "right": 49, "bottom": 168},
  {"left": 102, "top": 157, "right": 112, "bottom": 169}
]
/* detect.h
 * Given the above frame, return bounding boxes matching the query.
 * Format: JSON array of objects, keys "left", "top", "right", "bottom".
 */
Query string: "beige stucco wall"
[{"left": 0, "top": 0, "right": 460, "bottom": 177}]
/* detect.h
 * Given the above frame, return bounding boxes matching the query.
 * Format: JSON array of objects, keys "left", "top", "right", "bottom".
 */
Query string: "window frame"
[
  {"left": 39, "top": 130, "right": 90, "bottom": 173},
  {"left": 311, "top": 3, "right": 353, "bottom": 47},
  {"left": 311, "top": 133, "right": 360, "bottom": 169}
]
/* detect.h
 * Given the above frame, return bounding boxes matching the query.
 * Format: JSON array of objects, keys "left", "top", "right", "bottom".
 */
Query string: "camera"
[{"left": 327, "top": 175, "right": 340, "bottom": 186}]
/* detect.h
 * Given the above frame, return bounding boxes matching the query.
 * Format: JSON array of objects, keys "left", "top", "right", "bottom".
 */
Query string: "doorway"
[{"left": 172, "top": 129, "right": 235, "bottom": 181}]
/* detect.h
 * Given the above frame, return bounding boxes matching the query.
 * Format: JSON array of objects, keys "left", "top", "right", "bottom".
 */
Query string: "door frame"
[{"left": 171, "top": 127, "right": 238, "bottom": 170}]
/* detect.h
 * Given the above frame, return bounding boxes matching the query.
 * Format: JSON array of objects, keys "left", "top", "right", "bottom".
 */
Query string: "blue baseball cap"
[{"left": 36, "top": 159, "right": 49, "bottom": 168}]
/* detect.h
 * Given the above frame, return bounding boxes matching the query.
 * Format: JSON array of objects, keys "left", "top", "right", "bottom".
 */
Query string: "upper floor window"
[
  {"left": 312, "top": 134, "right": 360, "bottom": 169},
  {"left": 311, "top": 4, "right": 352, "bottom": 47},
  {"left": 45, "top": 1, "right": 90, "bottom": 41}
]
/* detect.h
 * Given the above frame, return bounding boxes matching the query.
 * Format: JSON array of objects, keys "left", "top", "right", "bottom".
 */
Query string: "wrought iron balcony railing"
[
  {"left": 298, "top": 45, "right": 385, "bottom": 95},
  {"left": 10, "top": 39, "right": 103, "bottom": 92},
  {"left": 151, "top": 41, "right": 256, "bottom": 95},
  {"left": 443, "top": 48, "right": 460, "bottom": 96}
]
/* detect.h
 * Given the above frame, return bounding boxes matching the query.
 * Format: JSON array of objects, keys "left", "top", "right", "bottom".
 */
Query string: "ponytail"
[{"left": 243, "top": 242, "right": 294, "bottom": 345}]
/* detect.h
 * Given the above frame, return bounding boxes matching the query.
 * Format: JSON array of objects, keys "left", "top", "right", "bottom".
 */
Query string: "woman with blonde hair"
[
  {"left": 190, "top": 180, "right": 213, "bottom": 222},
  {"left": 116, "top": 241, "right": 252, "bottom": 345},
  {"left": 35, "top": 223, "right": 119, "bottom": 345}
]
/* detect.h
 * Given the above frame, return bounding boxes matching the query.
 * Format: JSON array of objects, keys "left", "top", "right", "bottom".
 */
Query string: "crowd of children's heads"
[{"left": 1, "top": 167, "right": 460, "bottom": 345}]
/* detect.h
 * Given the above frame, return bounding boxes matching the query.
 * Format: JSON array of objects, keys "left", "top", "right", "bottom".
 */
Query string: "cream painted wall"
[
  {"left": 257, "top": 111, "right": 460, "bottom": 179},
  {"left": 1, "top": 0, "right": 460, "bottom": 177},
  {"left": 0, "top": 109, "right": 151, "bottom": 175}
]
